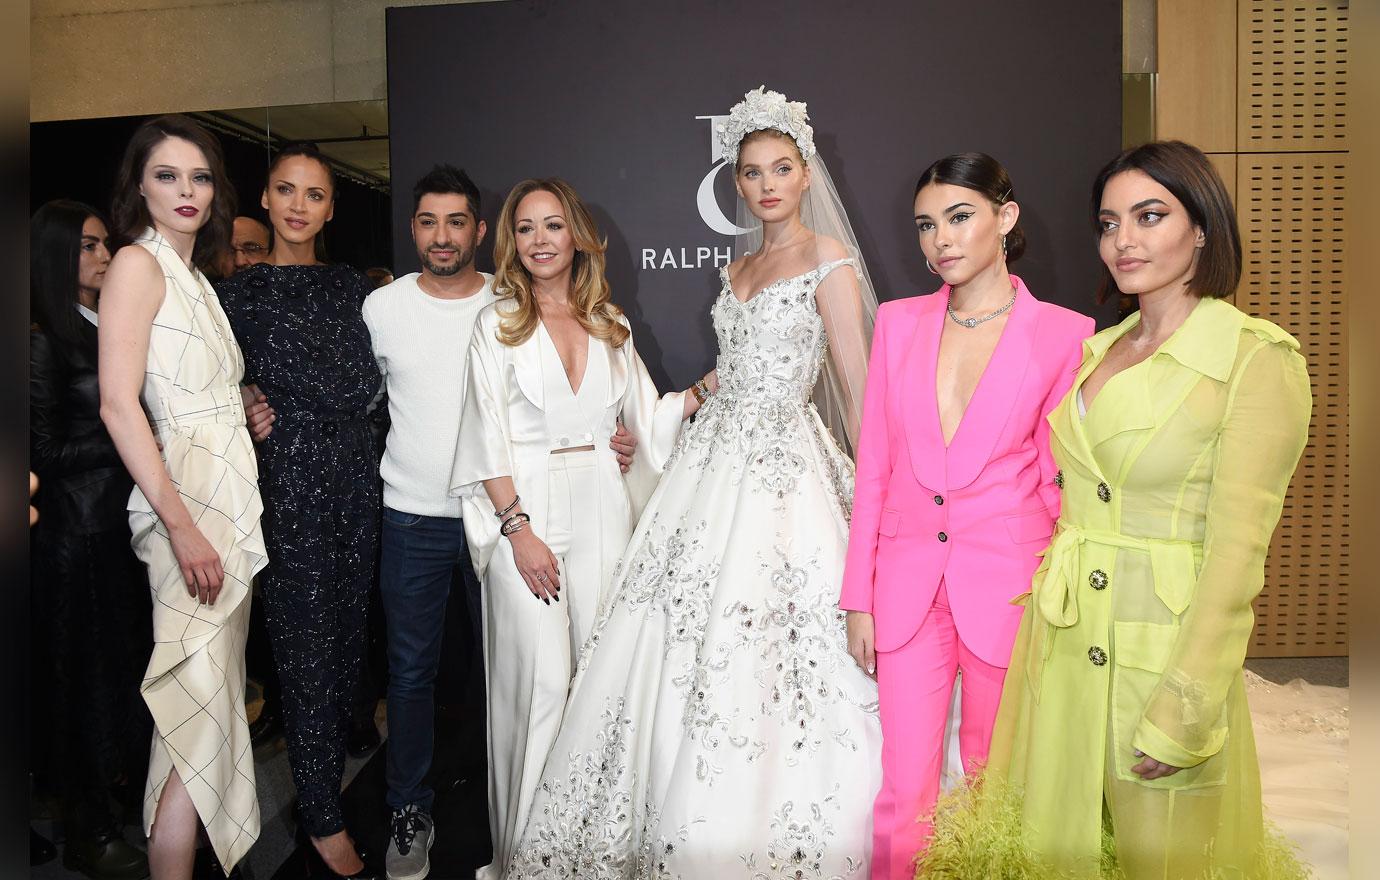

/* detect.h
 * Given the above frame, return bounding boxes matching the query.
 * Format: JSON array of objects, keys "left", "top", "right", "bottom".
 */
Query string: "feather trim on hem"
[{"left": 914, "top": 774, "right": 1312, "bottom": 880}]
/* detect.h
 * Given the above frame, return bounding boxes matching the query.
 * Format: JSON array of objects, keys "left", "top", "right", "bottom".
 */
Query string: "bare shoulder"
[
  {"left": 102, "top": 245, "right": 166, "bottom": 309},
  {"left": 814, "top": 235, "right": 851, "bottom": 264},
  {"left": 106, "top": 243, "right": 161, "bottom": 279}
]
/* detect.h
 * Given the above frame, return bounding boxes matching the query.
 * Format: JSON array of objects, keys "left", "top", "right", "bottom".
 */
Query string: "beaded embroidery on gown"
[{"left": 508, "top": 259, "right": 882, "bottom": 878}]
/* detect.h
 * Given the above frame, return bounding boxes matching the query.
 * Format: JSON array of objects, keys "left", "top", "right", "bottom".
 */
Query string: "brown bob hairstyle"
[
  {"left": 110, "top": 114, "right": 236, "bottom": 273},
  {"left": 491, "top": 178, "right": 628, "bottom": 350},
  {"left": 1091, "top": 140, "right": 1241, "bottom": 304}
]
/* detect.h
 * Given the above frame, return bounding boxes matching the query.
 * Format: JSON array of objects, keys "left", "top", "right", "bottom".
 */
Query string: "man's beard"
[{"left": 421, "top": 245, "right": 474, "bottom": 277}]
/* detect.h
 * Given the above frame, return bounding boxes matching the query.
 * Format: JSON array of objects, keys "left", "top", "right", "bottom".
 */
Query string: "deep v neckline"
[
  {"left": 538, "top": 320, "right": 589, "bottom": 396},
  {"left": 936, "top": 318, "right": 1010, "bottom": 447}
]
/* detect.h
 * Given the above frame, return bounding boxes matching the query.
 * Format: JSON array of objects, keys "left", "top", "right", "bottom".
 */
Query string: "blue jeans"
[{"left": 379, "top": 506, "right": 480, "bottom": 812}]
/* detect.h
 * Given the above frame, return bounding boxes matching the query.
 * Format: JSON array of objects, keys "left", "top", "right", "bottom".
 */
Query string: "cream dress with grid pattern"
[{"left": 128, "top": 229, "right": 267, "bottom": 872}]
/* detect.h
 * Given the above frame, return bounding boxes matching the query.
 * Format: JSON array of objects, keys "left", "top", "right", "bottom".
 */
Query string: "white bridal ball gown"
[{"left": 508, "top": 259, "right": 882, "bottom": 878}]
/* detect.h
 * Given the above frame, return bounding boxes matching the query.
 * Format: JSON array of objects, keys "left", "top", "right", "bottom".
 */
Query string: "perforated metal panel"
[
  {"left": 1238, "top": 154, "right": 1349, "bottom": 655},
  {"left": 1239, "top": 0, "right": 1349, "bottom": 150}
]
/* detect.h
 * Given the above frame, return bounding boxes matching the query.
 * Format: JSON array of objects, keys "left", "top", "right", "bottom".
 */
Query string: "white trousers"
[{"left": 478, "top": 450, "right": 632, "bottom": 879}]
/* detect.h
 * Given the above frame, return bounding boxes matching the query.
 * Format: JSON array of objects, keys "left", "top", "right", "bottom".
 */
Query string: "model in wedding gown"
[{"left": 507, "top": 87, "right": 882, "bottom": 877}]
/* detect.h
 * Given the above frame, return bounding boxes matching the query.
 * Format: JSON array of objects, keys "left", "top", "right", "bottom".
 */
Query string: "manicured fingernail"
[
  {"left": 543, "top": 597, "right": 550, "bottom": 606},
  {"left": 553, "top": 594, "right": 559, "bottom": 602}
]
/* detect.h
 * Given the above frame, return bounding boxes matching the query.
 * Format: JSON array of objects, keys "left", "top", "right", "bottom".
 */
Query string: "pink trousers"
[{"left": 871, "top": 580, "right": 1008, "bottom": 880}]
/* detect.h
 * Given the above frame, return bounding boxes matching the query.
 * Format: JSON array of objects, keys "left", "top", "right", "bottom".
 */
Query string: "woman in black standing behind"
[
  {"left": 30, "top": 200, "right": 151, "bottom": 880},
  {"left": 217, "top": 144, "right": 380, "bottom": 879}
]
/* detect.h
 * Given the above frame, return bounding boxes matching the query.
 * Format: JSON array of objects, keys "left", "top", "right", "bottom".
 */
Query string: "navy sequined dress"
[{"left": 218, "top": 262, "right": 381, "bottom": 837}]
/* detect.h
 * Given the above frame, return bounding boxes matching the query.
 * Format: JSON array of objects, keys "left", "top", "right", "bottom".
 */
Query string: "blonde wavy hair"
[{"left": 492, "top": 178, "right": 629, "bottom": 349}]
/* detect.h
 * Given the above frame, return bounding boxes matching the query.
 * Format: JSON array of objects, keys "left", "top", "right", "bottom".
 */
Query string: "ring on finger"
[{"left": 537, "top": 573, "right": 549, "bottom": 582}]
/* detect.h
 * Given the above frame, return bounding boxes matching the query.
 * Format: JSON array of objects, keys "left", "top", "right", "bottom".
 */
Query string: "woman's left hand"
[
  {"left": 242, "top": 383, "right": 276, "bottom": 441},
  {"left": 611, "top": 423, "right": 637, "bottom": 473},
  {"left": 703, "top": 369, "right": 719, "bottom": 394},
  {"left": 1131, "top": 749, "right": 1182, "bottom": 780}
]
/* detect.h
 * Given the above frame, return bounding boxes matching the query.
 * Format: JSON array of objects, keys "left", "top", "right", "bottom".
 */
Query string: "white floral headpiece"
[{"left": 715, "top": 86, "right": 816, "bottom": 165}]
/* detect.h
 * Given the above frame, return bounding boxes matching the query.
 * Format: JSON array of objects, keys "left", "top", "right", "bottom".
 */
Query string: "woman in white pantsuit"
[
  {"left": 99, "top": 115, "right": 273, "bottom": 879},
  {"left": 451, "top": 179, "right": 715, "bottom": 879}
]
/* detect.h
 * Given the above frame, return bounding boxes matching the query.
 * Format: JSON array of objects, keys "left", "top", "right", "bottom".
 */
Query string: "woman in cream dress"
[
  {"left": 99, "top": 115, "right": 271, "bottom": 878},
  {"left": 451, "top": 178, "right": 715, "bottom": 878}
]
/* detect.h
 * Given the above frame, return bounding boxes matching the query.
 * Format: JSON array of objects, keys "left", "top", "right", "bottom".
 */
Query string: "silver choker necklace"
[{"left": 947, "top": 287, "right": 1016, "bottom": 328}]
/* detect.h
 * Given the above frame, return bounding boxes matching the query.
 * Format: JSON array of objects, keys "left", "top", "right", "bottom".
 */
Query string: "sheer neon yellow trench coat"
[{"left": 989, "top": 296, "right": 1311, "bottom": 878}]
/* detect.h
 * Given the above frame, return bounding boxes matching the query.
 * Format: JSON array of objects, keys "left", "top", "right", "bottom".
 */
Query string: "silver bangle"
[
  {"left": 500, "top": 512, "right": 531, "bottom": 537},
  {"left": 495, "top": 494, "right": 520, "bottom": 519}
]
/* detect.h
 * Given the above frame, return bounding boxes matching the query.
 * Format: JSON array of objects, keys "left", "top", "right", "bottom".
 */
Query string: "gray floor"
[
  {"left": 1245, "top": 655, "right": 1348, "bottom": 688},
  {"left": 31, "top": 700, "right": 385, "bottom": 880},
  {"left": 32, "top": 658, "right": 1347, "bottom": 879}
]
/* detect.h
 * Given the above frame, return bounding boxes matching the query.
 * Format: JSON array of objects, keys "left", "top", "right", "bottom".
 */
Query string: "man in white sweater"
[
  {"left": 364, "top": 166, "right": 495, "bottom": 880},
  {"left": 367, "top": 166, "right": 638, "bottom": 880}
]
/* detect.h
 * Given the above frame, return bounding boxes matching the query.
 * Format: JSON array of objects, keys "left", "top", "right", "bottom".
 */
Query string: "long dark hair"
[
  {"left": 109, "top": 114, "right": 236, "bottom": 272},
  {"left": 31, "top": 199, "right": 105, "bottom": 351},
  {"left": 914, "top": 152, "right": 1027, "bottom": 262},
  {"left": 1090, "top": 140, "right": 1241, "bottom": 304}
]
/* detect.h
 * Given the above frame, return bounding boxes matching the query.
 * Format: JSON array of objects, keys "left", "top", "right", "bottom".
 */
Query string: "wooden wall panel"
[
  {"left": 1160, "top": 0, "right": 1349, "bottom": 656},
  {"left": 1209, "top": 153, "right": 1239, "bottom": 214},
  {"left": 1238, "top": 0, "right": 1349, "bottom": 151},
  {"left": 1238, "top": 154, "right": 1349, "bottom": 655},
  {"left": 1157, "top": 0, "right": 1237, "bottom": 150}
]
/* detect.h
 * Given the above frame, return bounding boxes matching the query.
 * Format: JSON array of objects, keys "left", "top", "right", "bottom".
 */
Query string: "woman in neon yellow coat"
[{"left": 921, "top": 141, "right": 1312, "bottom": 879}]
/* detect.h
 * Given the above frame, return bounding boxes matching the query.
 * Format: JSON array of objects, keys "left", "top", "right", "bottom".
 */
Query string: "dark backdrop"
[
  {"left": 387, "top": 0, "right": 1122, "bottom": 389},
  {"left": 29, "top": 115, "right": 393, "bottom": 271}
]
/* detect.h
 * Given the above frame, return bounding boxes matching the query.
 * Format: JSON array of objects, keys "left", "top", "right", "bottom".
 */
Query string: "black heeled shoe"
[{"left": 295, "top": 823, "right": 378, "bottom": 880}]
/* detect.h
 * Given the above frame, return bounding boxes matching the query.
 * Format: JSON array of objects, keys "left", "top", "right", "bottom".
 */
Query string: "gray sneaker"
[{"left": 386, "top": 804, "right": 434, "bottom": 880}]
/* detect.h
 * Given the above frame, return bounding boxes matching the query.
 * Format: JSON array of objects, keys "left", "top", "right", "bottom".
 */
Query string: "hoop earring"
[{"left": 925, "top": 258, "right": 939, "bottom": 275}]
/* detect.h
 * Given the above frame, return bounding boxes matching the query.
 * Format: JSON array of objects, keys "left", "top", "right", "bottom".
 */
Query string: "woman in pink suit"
[{"left": 840, "top": 153, "right": 1094, "bottom": 879}]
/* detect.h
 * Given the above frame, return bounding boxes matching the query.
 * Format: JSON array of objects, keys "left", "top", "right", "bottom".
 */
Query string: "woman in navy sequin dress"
[{"left": 218, "top": 144, "right": 380, "bottom": 878}]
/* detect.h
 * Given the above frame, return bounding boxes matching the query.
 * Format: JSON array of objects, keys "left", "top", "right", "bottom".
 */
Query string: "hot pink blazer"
[{"left": 840, "top": 276, "right": 1093, "bottom": 664}]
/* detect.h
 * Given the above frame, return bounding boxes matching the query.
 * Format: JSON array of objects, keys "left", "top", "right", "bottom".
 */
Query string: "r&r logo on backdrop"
[
  {"left": 639, "top": 114, "right": 744, "bottom": 271},
  {"left": 693, "top": 114, "right": 752, "bottom": 236}
]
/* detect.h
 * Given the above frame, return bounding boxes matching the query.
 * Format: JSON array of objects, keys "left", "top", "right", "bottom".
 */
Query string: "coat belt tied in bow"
[{"left": 1033, "top": 525, "right": 1203, "bottom": 628}]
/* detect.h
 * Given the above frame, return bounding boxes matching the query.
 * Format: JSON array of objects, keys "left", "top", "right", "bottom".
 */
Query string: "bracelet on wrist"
[
  {"left": 495, "top": 494, "right": 521, "bottom": 519},
  {"left": 500, "top": 512, "right": 531, "bottom": 537},
  {"left": 691, "top": 378, "right": 711, "bottom": 405}
]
